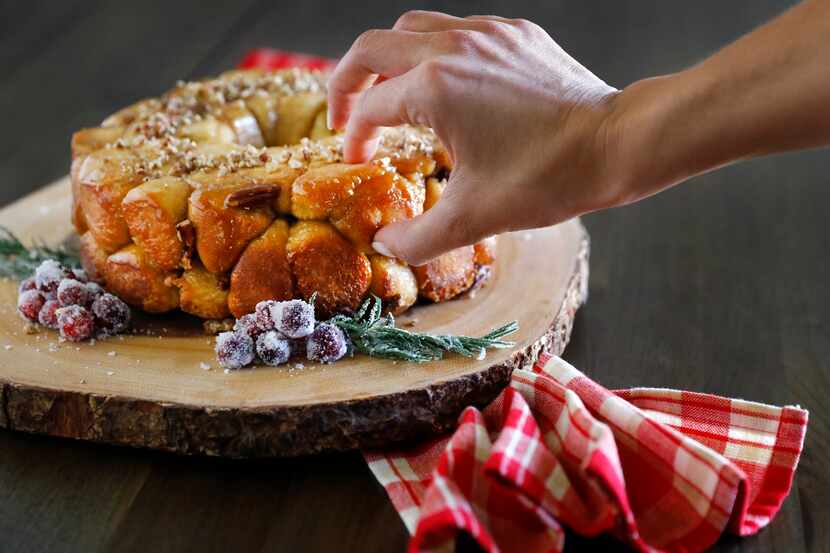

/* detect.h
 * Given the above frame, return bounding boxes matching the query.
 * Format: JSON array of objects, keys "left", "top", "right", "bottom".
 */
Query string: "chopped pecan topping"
[{"left": 224, "top": 185, "right": 280, "bottom": 208}]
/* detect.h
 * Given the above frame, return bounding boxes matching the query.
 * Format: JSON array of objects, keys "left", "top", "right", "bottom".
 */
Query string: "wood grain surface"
[
  {"left": 1, "top": 1, "right": 826, "bottom": 552},
  {"left": 0, "top": 178, "right": 588, "bottom": 457}
]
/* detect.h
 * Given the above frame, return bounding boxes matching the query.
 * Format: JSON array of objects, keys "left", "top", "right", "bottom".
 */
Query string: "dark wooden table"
[{"left": 1, "top": 1, "right": 826, "bottom": 551}]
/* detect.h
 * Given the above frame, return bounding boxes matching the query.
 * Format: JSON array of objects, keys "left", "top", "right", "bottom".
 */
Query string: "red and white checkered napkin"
[{"left": 365, "top": 353, "right": 808, "bottom": 553}]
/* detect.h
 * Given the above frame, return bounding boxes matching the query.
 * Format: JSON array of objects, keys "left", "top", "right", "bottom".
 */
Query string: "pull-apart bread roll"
[{"left": 70, "top": 69, "right": 495, "bottom": 319}]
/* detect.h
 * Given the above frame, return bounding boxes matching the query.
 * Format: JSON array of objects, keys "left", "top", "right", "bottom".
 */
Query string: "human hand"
[{"left": 327, "top": 11, "right": 624, "bottom": 265}]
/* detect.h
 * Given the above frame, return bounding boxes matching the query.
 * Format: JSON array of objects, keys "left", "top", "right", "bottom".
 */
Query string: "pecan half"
[
  {"left": 176, "top": 219, "right": 196, "bottom": 270},
  {"left": 224, "top": 185, "right": 280, "bottom": 208}
]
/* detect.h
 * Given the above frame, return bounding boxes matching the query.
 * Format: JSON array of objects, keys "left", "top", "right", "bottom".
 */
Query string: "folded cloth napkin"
[
  {"left": 240, "top": 49, "right": 808, "bottom": 553},
  {"left": 365, "top": 353, "right": 808, "bottom": 553}
]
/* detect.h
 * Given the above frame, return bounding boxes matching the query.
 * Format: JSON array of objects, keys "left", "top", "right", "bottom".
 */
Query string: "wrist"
[
  {"left": 599, "top": 71, "right": 703, "bottom": 207},
  {"left": 605, "top": 68, "right": 734, "bottom": 205}
]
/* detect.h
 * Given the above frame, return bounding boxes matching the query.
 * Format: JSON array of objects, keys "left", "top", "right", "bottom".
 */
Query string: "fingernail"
[
  {"left": 372, "top": 241, "right": 395, "bottom": 258},
  {"left": 326, "top": 110, "right": 334, "bottom": 131}
]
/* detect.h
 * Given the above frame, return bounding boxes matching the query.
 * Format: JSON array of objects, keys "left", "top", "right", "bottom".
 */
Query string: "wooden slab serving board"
[{"left": 0, "top": 177, "right": 589, "bottom": 458}]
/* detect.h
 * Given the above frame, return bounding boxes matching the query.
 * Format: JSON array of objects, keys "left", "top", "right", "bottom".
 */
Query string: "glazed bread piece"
[
  {"left": 121, "top": 177, "right": 190, "bottom": 271},
  {"left": 104, "top": 244, "right": 179, "bottom": 313},
  {"left": 287, "top": 221, "right": 372, "bottom": 317},
  {"left": 70, "top": 68, "right": 493, "bottom": 319},
  {"left": 170, "top": 263, "right": 231, "bottom": 319},
  {"left": 228, "top": 219, "right": 294, "bottom": 318},
  {"left": 369, "top": 255, "right": 418, "bottom": 315}
]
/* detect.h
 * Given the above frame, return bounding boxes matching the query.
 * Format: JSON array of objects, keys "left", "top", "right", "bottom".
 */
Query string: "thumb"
[{"left": 372, "top": 190, "right": 484, "bottom": 266}]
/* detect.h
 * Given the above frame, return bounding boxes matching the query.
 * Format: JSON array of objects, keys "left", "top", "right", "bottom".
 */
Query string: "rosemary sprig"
[
  {"left": 328, "top": 295, "right": 518, "bottom": 363},
  {"left": 0, "top": 227, "right": 81, "bottom": 280}
]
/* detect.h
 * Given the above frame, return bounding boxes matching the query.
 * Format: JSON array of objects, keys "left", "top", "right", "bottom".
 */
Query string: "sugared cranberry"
[
  {"left": 85, "top": 281, "right": 104, "bottom": 298},
  {"left": 254, "top": 300, "right": 278, "bottom": 331},
  {"left": 256, "top": 331, "right": 291, "bottom": 366},
  {"left": 68, "top": 267, "right": 88, "bottom": 282},
  {"left": 91, "top": 293, "right": 131, "bottom": 334},
  {"left": 215, "top": 331, "right": 255, "bottom": 370},
  {"left": 18, "top": 277, "right": 36, "bottom": 295},
  {"left": 57, "top": 278, "right": 92, "bottom": 307},
  {"left": 38, "top": 299, "right": 61, "bottom": 329},
  {"left": 273, "top": 299, "right": 315, "bottom": 339},
  {"left": 306, "top": 323, "right": 348, "bottom": 363},
  {"left": 56, "top": 305, "right": 95, "bottom": 342},
  {"left": 34, "top": 259, "right": 68, "bottom": 296},
  {"left": 233, "top": 313, "right": 264, "bottom": 341},
  {"left": 17, "top": 289, "right": 45, "bottom": 322}
]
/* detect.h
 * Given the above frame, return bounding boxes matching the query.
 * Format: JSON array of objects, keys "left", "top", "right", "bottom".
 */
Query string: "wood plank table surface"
[{"left": 1, "top": 1, "right": 826, "bottom": 551}]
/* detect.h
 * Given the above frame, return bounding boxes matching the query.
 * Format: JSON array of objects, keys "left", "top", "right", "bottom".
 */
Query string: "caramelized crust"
[
  {"left": 244, "top": 91, "right": 280, "bottom": 145},
  {"left": 473, "top": 236, "right": 497, "bottom": 266},
  {"left": 101, "top": 98, "right": 161, "bottom": 128},
  {"left": 219, "top": 100, "right": 264, "bottom": 147},
  {"left": 176, "top": 116, "right": 236, "bottom": 144},
  {"left": 228, "top": 220, "right": 294, "bottom": 318},
  {"left": 70, "top": 157, "right": 88, "bottom": 233},
  {"left": 121, "top": 177, "right": 190, "bottom": 271},
  {"left": 369, "top": 255, "right": 418, "bottom": 315},
  {"left": 412, "top": 246, "right": 477, "bottom": 302},
  {"left": 170, "top": 263, "right": 231, "bottom": 319},
  {"left": 187, "top": 184, "right": 274, "bottom": 273},
  {"left": 72, "top": 127, "right": 127, "bottom": 159},
  {"left": 287, "top": 221, "right": 372, "bottom": 317},
  {"left": 309, "top": 109, "right": 334, "bottom": 140},
  {"left": 293, "top": 162, "right": 425, "bottom": 252},
  {"left": 424, "top": 177, "right": 447, "bottom": 211},
  {"left": 105, "top": 244, "right": 179, "bottom": 313},
  {"left": 76, "top": 149, "right": 145, "bottom": 253},
  {"left": 272, "top": 92, "right": 327, "bottom": 145},
  {"left": 78, "top": 232, "right": 110, "bottom": 283}
]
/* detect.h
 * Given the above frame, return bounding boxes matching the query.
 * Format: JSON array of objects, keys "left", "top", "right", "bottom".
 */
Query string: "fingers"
[
  {"left": 342, "top": 66, "right": 428, "bottom": 163},
  {"left": 393, "top": 10, "right": 475, "bottom": 32},
  {"left": 327, "top": 29, "right": 439, "bottom": 130},
  {"left": 329, "top": 11, "right": 513, "bottom": 130},
  {"left": 372, "top": 181, "right": 488, "bottom": 265},
  {"left": 393, "top": 10, "right": 508, "bottom": 32}
]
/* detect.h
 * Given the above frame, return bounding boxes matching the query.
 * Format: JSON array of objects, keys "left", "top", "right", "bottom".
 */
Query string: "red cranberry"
[
  {"left": 306, "top": 323, "right": 348, "bottom": 363},
  {"left": 215, "top": 331, "right": 255, "bottom": 370},
  {"left": 256, "top": 331, "right": 291, "bottom": 366},
  {"left": 38, "top": 299, "right": 61, "bottom": 329},
  {"left": 17, "top": 289, "right": 45, "bottom": 322},
  {"left": 57, "top": 278, "right": 92, "bottom": 307},
  {"left": 18, "top": 277, "right": 36, "bottom": 295},
  {"left": 56, "top": 305, "right": 95, "bottom": 342},
  {"left": 91, "top": 293, "right": 131, "bottom": 335},
  {"left": 273, "top": 299, "right": 315, "bottom": 339}
]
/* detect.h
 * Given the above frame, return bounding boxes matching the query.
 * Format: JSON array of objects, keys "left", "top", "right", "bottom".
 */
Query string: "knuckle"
[
  {"left": 353, "top": 28, "right": 383, "bottom": 53},
  {"left": 476, "top": 20, "right": 508, "bottom": 37},
  {"left": 419, "top": 58, "right": 448, "bottom": 83},
  {"left": 394, "top": 10, "right": 425, "bottom": 30},
  {"left": 511, "top": 18, "right": 540, "bottom": 34},
  {"left": 443, "top": 29, "right": 477, "bottom": 52}
]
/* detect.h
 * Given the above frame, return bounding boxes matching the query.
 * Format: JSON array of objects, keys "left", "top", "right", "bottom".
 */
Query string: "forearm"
[{"left": 612, "top": 0, "right": 830, "bottom": 201}]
